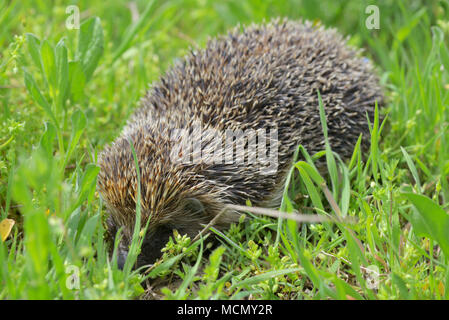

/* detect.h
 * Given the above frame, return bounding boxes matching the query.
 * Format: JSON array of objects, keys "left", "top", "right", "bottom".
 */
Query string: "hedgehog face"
[
  {"left": 110, "top": 220, "right": 177, "bottom": 270},
  {"left": 105, "top": 196, "right": 212, "bottom": 269},
  {"left": 138, "top": 198, "right": 208, "bottom": 268}
]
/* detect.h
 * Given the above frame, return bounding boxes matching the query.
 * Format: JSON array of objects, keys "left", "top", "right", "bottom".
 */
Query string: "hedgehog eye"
[{"left": 183, "top": 198, "right": 205, "bottom": 216}]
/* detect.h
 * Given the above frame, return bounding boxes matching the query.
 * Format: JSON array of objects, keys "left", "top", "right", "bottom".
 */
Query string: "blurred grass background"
[{"left": 1, "top": 0, "right": 449, "bottom": 299}]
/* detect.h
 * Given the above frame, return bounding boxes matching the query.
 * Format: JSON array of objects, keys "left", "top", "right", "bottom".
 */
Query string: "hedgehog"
[{"left": 97, "top": 19, "right": 383, "bottom": 269}]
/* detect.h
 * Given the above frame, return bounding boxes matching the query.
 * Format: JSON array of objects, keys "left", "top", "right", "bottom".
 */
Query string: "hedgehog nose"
[{"left": 117, "top": 249, "right": 128, "bottom": 270}]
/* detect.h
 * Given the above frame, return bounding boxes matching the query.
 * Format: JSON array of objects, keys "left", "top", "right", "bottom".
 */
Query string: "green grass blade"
[
  {"left": 77, "top": 17, "right": 104, "bottom": 82},
  {"left": 403, "top": 193, "right": 449, "bottom": 260}
]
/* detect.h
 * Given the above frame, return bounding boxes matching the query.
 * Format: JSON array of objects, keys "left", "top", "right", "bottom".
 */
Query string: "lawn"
[{"left": 1, "top": 0, "right": 449, "bottom": 299}]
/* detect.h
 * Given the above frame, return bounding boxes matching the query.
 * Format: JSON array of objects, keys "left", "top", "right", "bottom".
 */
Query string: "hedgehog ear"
[{"left": 183, "top": 198, "right": 206, "bottom": 216}]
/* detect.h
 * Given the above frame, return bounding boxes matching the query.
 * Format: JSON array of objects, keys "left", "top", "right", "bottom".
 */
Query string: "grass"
[{"left": 1, "top": 0, "right": 449, "bottom": 299}]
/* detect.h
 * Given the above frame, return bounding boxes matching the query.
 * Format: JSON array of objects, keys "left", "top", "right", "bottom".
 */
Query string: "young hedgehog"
[{"left": 97, "top": 19, "right": 383, "bottom": 269}]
